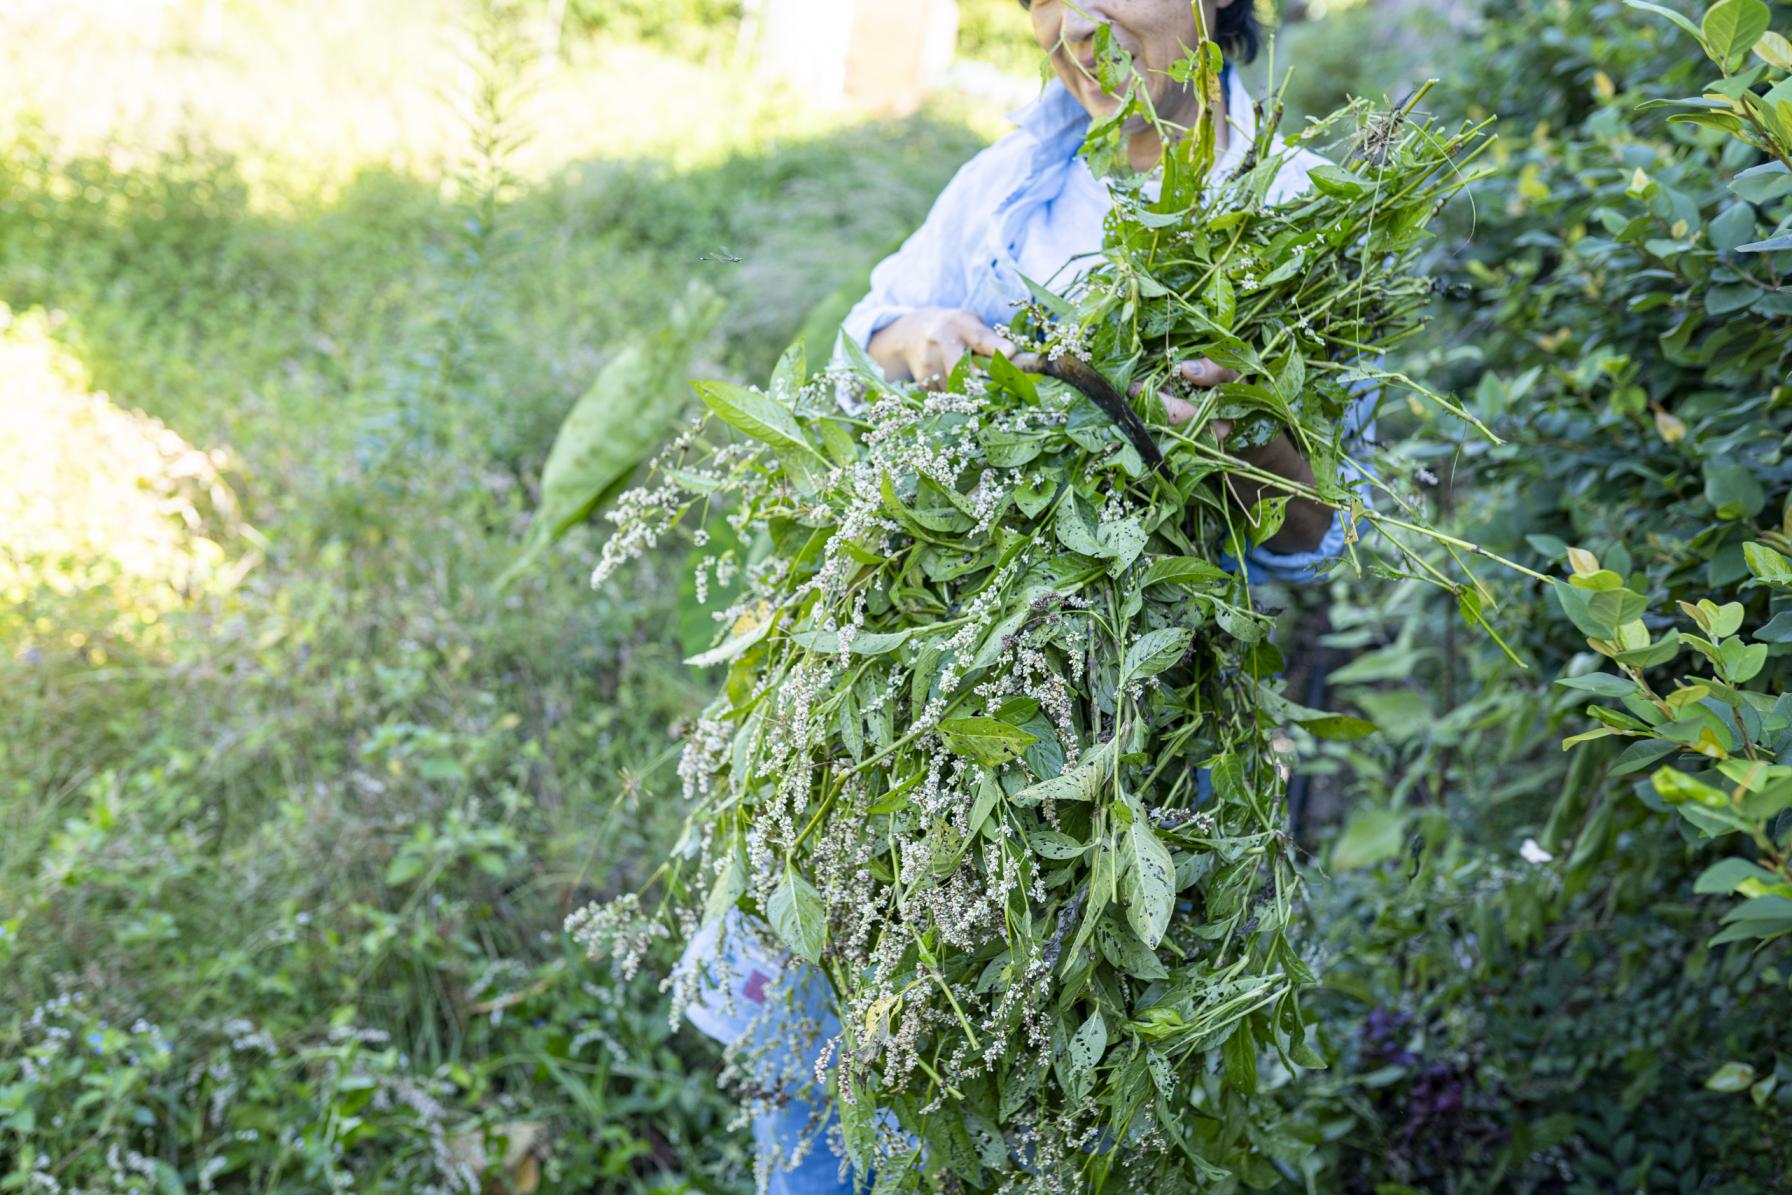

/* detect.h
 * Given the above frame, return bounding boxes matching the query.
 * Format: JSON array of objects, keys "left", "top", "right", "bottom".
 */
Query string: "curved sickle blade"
[{"left": 1037, "top": 356, "right": 1167, "bottom": 473}]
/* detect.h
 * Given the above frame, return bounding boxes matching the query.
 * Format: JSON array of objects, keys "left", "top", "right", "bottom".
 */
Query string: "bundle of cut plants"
[{"left": 573, "top": 47, "right": 1512, "bottom": 1193}]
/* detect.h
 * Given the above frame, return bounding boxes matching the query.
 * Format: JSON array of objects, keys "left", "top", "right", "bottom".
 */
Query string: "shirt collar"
[{"left": 1006, "top": 63, "right": 1258, "bottom": 175}]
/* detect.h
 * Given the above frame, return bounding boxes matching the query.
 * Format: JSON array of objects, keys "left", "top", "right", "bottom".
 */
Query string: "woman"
[{"left": 677, "top": 3, "right": 1373, "bottom": 1190}]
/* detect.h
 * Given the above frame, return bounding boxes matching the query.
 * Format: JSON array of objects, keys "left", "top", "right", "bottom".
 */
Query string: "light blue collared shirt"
[{"left": 841, "top": 71, "right": 1377, "bottom": 584}]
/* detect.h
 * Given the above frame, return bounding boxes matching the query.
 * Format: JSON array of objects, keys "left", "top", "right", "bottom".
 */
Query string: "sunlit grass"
[
  {"left": 0, "top": 307, "right": 255, "bottom": 647},
  {"left": 0, "top": 0, "right": 1011, "bottom": 210}
]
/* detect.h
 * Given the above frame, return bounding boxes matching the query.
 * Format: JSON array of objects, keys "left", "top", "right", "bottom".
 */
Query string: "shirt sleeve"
[
  {"left": 1238, "top": 380, "right": 1381, "bottom": 585},
  {"left": 839, "top": 139, "right": 1018, "bottom": 351}
]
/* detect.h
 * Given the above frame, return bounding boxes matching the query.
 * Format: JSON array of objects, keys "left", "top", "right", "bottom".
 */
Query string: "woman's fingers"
[
  {"left": 912, "top": 330, "right": 968, "bottom": 389},
  {"left": 961, "top": 317, "right": 1017, "bottom": 361},
  {"left": 1161, "top": 394, "right": 1200, "bottom": 426},
  {"left": 1152, "top": 359, "right": 1238, "bottom": 424},
  {"left": 1178, "top": 357, "right": 1238, "bottom": 387},
  {"left": 909, "top": 313, "right": 1015, "bottom": 388}
]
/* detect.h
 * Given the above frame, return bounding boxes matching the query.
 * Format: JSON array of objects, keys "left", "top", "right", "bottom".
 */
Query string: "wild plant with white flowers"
[{"left": 571, "top": 41, "right": 1532, "bottom": 1193}]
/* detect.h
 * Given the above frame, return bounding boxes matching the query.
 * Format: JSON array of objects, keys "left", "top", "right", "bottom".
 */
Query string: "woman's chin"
[{"left": 1075, "top": 87, "right": 1124, "bottom": 119}]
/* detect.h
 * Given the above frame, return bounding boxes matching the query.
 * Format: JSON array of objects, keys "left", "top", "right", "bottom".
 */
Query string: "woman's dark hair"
[{"left": 1017, "top": 1, "right": 1265, "bottom": 66}]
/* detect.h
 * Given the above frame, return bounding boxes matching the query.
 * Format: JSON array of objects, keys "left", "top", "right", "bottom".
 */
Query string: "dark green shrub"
[{"left": 1261, "top": 1, "right": 1792, "bottom": 1189}]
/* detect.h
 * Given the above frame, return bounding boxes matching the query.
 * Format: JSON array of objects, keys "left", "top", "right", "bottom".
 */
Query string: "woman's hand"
[
  {"left": 1158, "top": 357, "right": 1333, "bottom": 555},
  {"left": 865, "top": 326, "right": 1334, "bottom": 554},
  {"left": 867, "top": 308, "right": 1016, "bottom": 388},
  {"left": 870, "top": 308, "right": 1025, "bottom": 388}
]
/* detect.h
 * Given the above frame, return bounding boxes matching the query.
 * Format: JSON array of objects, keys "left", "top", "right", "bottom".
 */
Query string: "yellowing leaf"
[
  {"left": 1566, "top": 546, "right": 1602, "bottom": 577},
  {"left": 863, "top": 994, "right": 899, "bottom": 1042},
  {"left": 1653, "top": 405, "right": 1686, "bottom": 443},
  {"left": 1755, "top": 29, "right": 1792, "bottom": 70}
]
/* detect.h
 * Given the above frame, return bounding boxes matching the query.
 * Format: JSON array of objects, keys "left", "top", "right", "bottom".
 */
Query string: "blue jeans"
[
  {"left": 752, "top": 1096, "right": 857, "bottom": 1195},
  {"left": 678, "top": 915, "right": 860, "bottom": 1194}
]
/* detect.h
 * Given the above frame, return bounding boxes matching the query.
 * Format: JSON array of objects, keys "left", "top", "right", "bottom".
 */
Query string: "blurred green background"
[{"left": 2, "top": 1, "right": 1788, "bottom": 1192}]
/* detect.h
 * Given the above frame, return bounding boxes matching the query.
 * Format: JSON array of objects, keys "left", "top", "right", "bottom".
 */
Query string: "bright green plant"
[
  {"left": 568, "top": 36, "right": 1533, "bottom": 1187},
  {"left": 1547, "top": 0, "right": 1791, "bottom": 953}
]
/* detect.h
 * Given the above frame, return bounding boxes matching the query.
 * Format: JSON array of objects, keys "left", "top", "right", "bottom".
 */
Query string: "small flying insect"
[{"left": 698, "top": 246, "right": 743, "bottom": 264}]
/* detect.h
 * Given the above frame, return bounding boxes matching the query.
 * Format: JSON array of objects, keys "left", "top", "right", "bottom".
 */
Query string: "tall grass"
[{"left": 0, "top": 3, "right": 983, "bottom": 1189}]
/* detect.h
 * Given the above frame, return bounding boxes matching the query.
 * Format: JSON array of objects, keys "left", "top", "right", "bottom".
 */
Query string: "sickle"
[{"left": 1012, "top": 353, "right": 1167, "bottom": 474}]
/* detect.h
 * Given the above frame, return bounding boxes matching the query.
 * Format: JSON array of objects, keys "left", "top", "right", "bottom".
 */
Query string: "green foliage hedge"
[{"left": 1266, "top": 0, "right": 1792, "bottom": 1188}]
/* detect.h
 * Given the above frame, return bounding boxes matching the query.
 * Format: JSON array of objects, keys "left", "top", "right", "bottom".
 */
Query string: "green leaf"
[
  {"left": 1097, "top": 916, "right": 1169, "bottom": 980},
  {"left": 836, "top": 327, "right": 903, "bottom": 400},
  {"left": 938, "top": 717, "right": 1038, "bottom": 766},
  {"left": 1121, "top": 627, "right": 1195, "bottom": 683},
  {"left": 1694, "top": 857, "right": 1781, "bottom": 895},
  {"left": 1702, "top": 600, "right": 1746, "bottom": 638},
  {"left": 1222, "top": 1019, "right": 1259, "bottom": 1095},
  {"left": 1031, "top": 830, "right": 1086, "bottom": 861},
  {"left": 1053, "top": 498, "right": 1105, "bottom": 557},
  {"left": 1298, "top": 714, "right": 1380, "bottom": 741},
  {"left": 979, "top": 429, "right": 1045, "bottom": 468},
  {"left": 1099, "top": 516, "right": 1149, "bottom": 574},
  {"left": 1308, "top": 163, "right": 1369, "bottom": 198},
  {"left": 384, "top": 852, "right": 425, "bottom": 887},
  {"left": 1731, "top": 161, "right": 1792, "bottom": 203},
  {"left": 1669, "top": 110, "right": 1744, "bottom": 133},
  {"left": 1202, "top": 271, "right": 1237, "bottom": 330},
  {"left": 1625, "top": 0, "right": 1707, "bottom": 44},
  {"left": 1744, "top": 542, "right": 1792, "bottom": 584},
  {"left": 1331, "top": 806, "right": 1407, "bottom": 871},
  {"left": 695, "top": 379, "right": 828, "bottom": 466},
  {"left": 502, "top": 283, "right": 723, "bottom": 585},
  {"left": 1735, "top": 233, "right": 1792, "bottom": 254},
  {"left": 1704, "top": 463, "right": 1767, "bottom": 520},
  {"left": 767, "top": 869, "right": 827, "bottom": 964},
  {"left": 787, "top": 627, "right": 914, "bottom": 655},
  {"left": 686, "top": 613, "right": 776, "bottom": 668},
  {"left": 1121, "top": 815, "right": 1176, "bottom": 949},
  {"left": 1653, "top": 768, "right": 1728, "bottom": 808},
  {"left": 1720, "top": 893, "right": 1792, "bottom": 929},
  {"left": 1067, "top": 1011, "right": 1108, "bottom": 1076},
  {"left": 1013, "top": 743, "right": 1114, "bottom": 804},
  {"left": 968, "top": 770, "right": 1002, "bottom": 834},
  {"left": 702, "top": 850, "right": 748, "bottom": 928},
  {"left": 1554, "top": 580, "right": 1609, "bottom": 640},
  {"left": 1556, "top": 673, "right": 1636, "bottom": 697},
  {"left": 1719, "top": 638, "right": 1768, "bottom": 683},
  {"left": 1140, "top": 556, "right": 1231, "bottom": 589},
  {"left": 771, "top": 338, "right": 806, "bottom": 395},
  {"left": 1701, "top": 0, "right": 1771, "bottom": 68},
  {"left": 963, "top": 1109, "right": 1008, "bottom": 1172},
  {"left": 1611, "top": 738, "right": 1678, "bottom": 777},
  {"left": 1754, "top": 610, "right": 1792, "bottom": 642},
  {"left": 920, "top": 1108, "right": 983, "bottom": 1184},
  {"left": 1013, "top": 471, "right": 1057, "bottom": 518},
  {"left": 1756, "top": 29, "right": 1792, "bottom": 69},
  {"left": 1708, "top": 202, "right": 1760, "bottom": 254}
]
